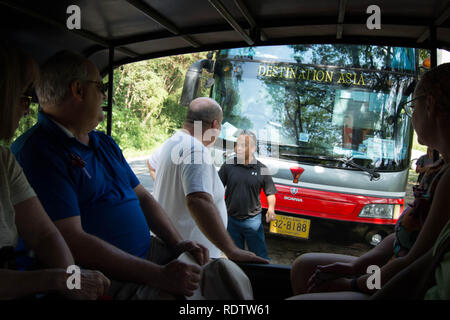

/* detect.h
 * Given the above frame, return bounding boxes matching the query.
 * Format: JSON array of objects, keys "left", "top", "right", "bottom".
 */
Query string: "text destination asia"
[{"left": 257, "top": 64, "right": 366, "bottom": 86}]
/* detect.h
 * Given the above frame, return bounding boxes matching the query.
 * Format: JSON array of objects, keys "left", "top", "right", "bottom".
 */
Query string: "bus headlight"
[{"left": 359, "top": 204, "right": 394, "bottom": 219}]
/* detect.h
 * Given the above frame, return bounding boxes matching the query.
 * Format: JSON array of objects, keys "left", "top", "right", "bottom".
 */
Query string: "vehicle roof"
[{"left": 1, "top": 0, "right": 450, "bottom": 73}]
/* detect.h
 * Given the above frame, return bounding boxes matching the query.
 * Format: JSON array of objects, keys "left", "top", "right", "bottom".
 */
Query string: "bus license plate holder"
[{"left": 269, "top": 215, "right": 311, "bottom": 239}]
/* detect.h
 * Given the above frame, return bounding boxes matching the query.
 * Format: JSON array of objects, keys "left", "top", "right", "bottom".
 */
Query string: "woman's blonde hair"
[{"left": 0, "top": 43, "right": 39, "bottom": 141}]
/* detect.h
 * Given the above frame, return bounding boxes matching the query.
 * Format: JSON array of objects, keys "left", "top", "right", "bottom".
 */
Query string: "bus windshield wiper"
[
  {"left": 280, "top": 153, "right": 380, "bottom": 181},
  {"left": 337, "top": 156, "right": 380, "bottom": 181}
]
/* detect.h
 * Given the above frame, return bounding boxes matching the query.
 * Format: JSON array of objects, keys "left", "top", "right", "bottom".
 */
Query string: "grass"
[
  {"left": 408, "top": 167, "right": 419, "bottom": 184},
  {"left": 412, "top": 131, "right": 427, "bottom": 153},
  {"left": 123, "top": 146, "right": 159, "bottom": 160},
  {"left": 122, "top": 132, "right": 171, "bottom": 160}
]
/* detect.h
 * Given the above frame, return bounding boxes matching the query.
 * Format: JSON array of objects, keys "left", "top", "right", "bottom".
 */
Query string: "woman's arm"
[
  {"left": 352, "top": 233, "right": 396, "bottom": 273},
  {"left": 0, "top": 269, "right": 66, "bottom": 300},
  {"left": 356, "top": 167, "right": 450, "bottom": 293},
  {"left": 14, "top": 196, "right": 74, "bottom": 268},
  {"left": 310, "top": 233, "right": 395, "bottom": 286}
]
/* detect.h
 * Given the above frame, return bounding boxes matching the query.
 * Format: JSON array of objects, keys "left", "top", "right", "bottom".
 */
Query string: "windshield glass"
[{"left": 212, "top": 44, "right": 416, "bottom": 171}]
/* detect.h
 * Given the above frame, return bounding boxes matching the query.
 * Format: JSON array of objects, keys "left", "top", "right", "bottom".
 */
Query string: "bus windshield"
[{"left": 212, "top": 44, "right": 416, "bottom": 172}]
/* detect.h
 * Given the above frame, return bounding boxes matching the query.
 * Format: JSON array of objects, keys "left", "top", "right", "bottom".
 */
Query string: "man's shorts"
[{"left": 106, "top": 236, "right": 177, "bottom": 300}]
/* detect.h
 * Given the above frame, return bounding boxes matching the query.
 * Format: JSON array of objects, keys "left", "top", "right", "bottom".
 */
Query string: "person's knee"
[
  {"left": 291, "top": 253, "right": 327, "bottom": 294},
  {"left": 292, "top": 253, "right": 322, "bottom": 274}
]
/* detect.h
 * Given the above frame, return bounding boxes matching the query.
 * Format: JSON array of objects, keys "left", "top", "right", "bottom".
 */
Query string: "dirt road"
[{"left": 129, "top": 157, "right": 418, "bottom": 266}]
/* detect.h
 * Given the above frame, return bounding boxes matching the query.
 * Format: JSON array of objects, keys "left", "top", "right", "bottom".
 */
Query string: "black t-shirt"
[{"left": 218, "top": 157, "right": 277, "bottom": 220}]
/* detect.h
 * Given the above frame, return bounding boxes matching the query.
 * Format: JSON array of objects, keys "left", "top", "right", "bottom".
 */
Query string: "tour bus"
[{"left": 182, "top": 44, "right": 417, "bottom": 245}]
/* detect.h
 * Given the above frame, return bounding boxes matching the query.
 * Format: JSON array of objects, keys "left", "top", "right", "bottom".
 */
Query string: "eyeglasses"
[
  {"left": 399, "top": 94, "right": 427, "bottom": 117},
  {"left": 84, "top": 80, "right": 108, "bottom": 95}
]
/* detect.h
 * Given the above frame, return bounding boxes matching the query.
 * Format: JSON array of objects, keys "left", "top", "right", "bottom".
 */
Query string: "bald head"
[
  {"left": 185, "top": 97, "right": 222, "bottom": 129},
  {"left": 183, "top": 97, "right": 223, "bottom": 147}
]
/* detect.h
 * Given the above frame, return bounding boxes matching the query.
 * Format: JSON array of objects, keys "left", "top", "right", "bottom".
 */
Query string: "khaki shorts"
[{"left": 106, "top": 236, "right": 177, "bottom": 300}]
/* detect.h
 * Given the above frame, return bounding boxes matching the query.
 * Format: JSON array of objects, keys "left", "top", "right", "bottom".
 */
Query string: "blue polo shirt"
[{"left": 11, "top": 112, "right": 151, "bottom": 258}]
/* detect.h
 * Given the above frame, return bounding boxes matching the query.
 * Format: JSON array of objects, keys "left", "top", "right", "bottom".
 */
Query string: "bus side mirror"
[
  {"left": 204, "top": 78, "right": 215, "bottom": 88},
  {"left": 180, "top": 59, "right": 214, "bottom": 106}
]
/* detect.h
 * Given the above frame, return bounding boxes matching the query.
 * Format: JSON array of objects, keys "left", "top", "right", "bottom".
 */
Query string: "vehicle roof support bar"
[
  {"left": 430, "top": 27, "right": 438, "bottom": 67},
  {"left": 417, "top": 6, "right": 450, "bottom": 43},
  {"left": 233, "top": 0, "right": 268, "bottom": 41},
  {"left": 336, "top": 0, "right": 347, "bottom": 39},
  {"left": 106, "top": 47, "right": 114, "bottom": 136},
  {"left": 208, "top": 0, "right": 254, "bottom": 45},
  {"left": 0, "top": 0, "right": 138, "bottom": 58},
  {"left": 125, "top": 0, "right": 200, "bottom": 48}
]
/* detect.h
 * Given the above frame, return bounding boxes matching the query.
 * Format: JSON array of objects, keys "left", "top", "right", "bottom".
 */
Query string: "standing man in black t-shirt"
[{"left": 218, "top": 130, "right": 277, "bottom": 260}]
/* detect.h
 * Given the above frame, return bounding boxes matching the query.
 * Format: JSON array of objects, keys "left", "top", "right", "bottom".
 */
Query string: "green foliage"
[
  {"left": 0, "top": 104, "right": 39, "bottom": 147},
  {"left": 96, "top": 52, "right": 207, "bottom": 153},
  {"left": 412, "top": 131, "right": 427, "bottom": 153},
  {"left": 419, "top": 49, "right": 430, "bottom": 64}
]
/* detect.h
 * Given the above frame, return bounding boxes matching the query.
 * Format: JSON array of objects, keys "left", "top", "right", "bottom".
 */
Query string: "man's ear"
[{"left": 70, "top": 80, "right": 84, "bottom": 101}]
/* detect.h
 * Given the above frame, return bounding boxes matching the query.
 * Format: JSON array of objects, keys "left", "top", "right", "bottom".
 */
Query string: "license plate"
[{"left": 270, "top": 215, "right": 311, "bottom": 239}]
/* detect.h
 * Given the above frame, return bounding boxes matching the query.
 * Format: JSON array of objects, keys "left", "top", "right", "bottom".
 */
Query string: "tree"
[{"left": 97, "top": 52, "right": 208, "bottom": 151}]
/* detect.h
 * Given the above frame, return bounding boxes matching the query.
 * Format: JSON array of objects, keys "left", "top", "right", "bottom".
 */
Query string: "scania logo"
[
  {"left": 290, "top": 188, "right": 298, "bottom": 195},
  {"left": 284, "top": 196, "right": 303, "bottom": 202}
]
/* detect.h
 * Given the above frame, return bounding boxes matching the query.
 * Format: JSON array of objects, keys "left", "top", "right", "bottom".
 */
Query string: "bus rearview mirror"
[{"left": 181, "top": 59, "right": 215, "bottom": 106}]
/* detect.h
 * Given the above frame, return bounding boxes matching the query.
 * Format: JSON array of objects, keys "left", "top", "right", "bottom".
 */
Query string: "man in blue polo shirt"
[{"left": 12, "top": 51, "right": 208, "bottom": 300}]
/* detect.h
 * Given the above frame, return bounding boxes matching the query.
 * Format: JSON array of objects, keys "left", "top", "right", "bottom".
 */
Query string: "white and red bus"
[{"left": 183, "top": 44, "right": 417, "bottom": 244}]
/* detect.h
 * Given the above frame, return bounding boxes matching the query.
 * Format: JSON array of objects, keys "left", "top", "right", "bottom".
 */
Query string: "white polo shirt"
[{"left": 153, "top": 130, "right": 227, "bottom": 258}]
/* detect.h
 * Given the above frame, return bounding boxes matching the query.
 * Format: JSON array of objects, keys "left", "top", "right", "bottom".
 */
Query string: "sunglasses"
[{"left": 84, "top": 80, "right": 108, "bottom": 95}]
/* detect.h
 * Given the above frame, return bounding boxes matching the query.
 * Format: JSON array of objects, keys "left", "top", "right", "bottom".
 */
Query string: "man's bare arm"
[
  {"left": 186, "top": 192, "right": 268, "bottom": 264},
  {"left": 146, "top": 160, "right": 156, "bottom": 181},
  {"left": 54, "top": 215, "right": 202, "bottom": 297},
  {"left": 54, "top": 215, "right": 163, "bottom": 286},
  {"left": 134, "top": 184, "right": 183, "bottom": 248}
]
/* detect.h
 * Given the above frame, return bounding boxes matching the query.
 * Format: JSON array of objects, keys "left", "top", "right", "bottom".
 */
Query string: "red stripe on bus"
[{"left": 261, "top": 184, "right": 404, "bottom": 225}]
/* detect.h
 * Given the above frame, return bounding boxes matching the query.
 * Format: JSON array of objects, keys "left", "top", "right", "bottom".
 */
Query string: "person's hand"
[
  {"left": 306, "top": 262, "right": 356, "bottom": 293},
  {"left": 173, "top": 240, "right": 210, "bottom": 265},
  {"left": 158, "top": 260, "right": 202, "bottom": 297},
  {"left": 265, "top": 209, "right": 277, "bottom": 223},
  {"left": 226, "top": 248, "right": 269, "bottom": 264},
  {"left": 54, "top": 269, "right": 111, "bottom": 300},
  {"left": 316, "top": 262, "right": 357, "bottom": 276}
]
